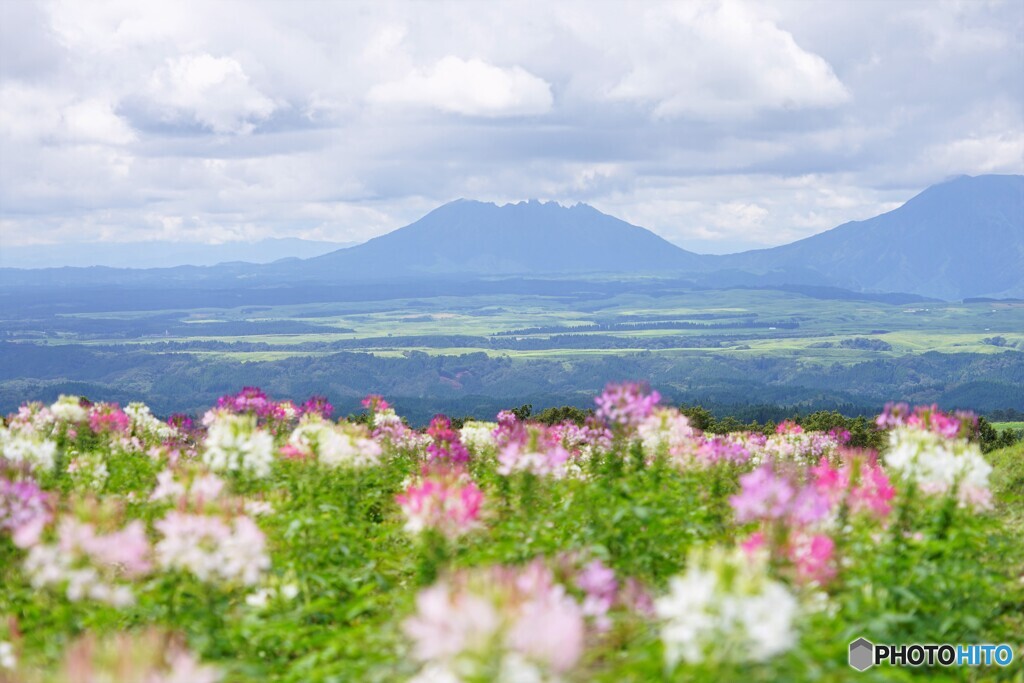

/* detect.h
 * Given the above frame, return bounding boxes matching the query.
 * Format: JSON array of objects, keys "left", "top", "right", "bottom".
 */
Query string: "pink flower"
[
  {"left": 789, "top": 533, "right": 835, "bottom": 585},
  {"left": 88, "top": 404, "right": 130, "bottom": 434},
  {"left": 397, "top": 467, "right": 483, "bottom": 538},
  {"left": 299, "top": 396, "right": 333, "bottom": 420},
  {"left": 404, "top": 560, "right": 587, "bottom": 678},
  {"left": 595, "top": 382, "right": 661, "bottom": 430},
  {"left": 0, "top": 477, "right": 52, "bottom": 548},
  {"left": 776, "top": 420, "right": 804, "bottom": 435},
  {"left": 575, "top": 559, "right": 618, "bottom": 631},
  {"left": 876, "top": 402, "right": 976, "bottom": 439},
  {"left": 361, "top": 394, "right": 391, "bottom": 413},
  {"left": 740, "top": 531, "right": 766, "bottom": 556},
  {"left": 495, "top": 421, "right": 572, "bottom": 477},
  {"left": 425, "top": 416, "right": 470, "bottom": 465},
  {"left": 811, "top": 453, "right": 895, "bottom": 519},
  {"left": 217, "top": 387, "right": 271, "bottom": 417},
  {"left": 730, "top": 466, "right": 796, "bottom": 523}
]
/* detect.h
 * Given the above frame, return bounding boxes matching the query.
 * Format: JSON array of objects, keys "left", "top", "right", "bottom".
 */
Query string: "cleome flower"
[
  {"left": 635, "top": 407, "right": 694, "bottom": 460},
  {"left": 201, "top": 411, "right": 275, "bottom": 478},
  {"left": 0, "top": 475, "right": 53, "bottom": 548},
  {"left": 404, "top": 560, "right": 587, "bottom": 682},
  {"left": 397, "top": 466, "right": 484, "bottom": 539},
  {"left": 24, "top": 515, "right": 152, "bottom": 607},
  {"left": 655, "top": 545, "right": 799, "bottom": 666},
  {"left": 884, "top": 426, "right": 992, "bottom": 510},
  {"left": 0, "top": 424, "right": 58, "bottom": 473},
  {"left": 594, "top": 381, "right": 661, "bottom": 432},
  {"left": 494, "top": 412, "right": 572, "bottom": 478},
  {"left": 154, "top": 510, "right": 269, "bottom": 586},
  {"left": 283, "top": 415, "right": 382, "bottom": 468},
  {"left": 458, "top": 420, "right": 497, "bottom": 456}
]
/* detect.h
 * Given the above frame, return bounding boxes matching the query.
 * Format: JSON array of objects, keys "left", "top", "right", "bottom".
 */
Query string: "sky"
[{"left": 0, "top": 0, "right": 1021, "bottom": 255}]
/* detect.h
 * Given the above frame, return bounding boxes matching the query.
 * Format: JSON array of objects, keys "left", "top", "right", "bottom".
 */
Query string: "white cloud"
[
  {"left": 368, "top": 56, "right": 553, "bottom": 117},
  {"left": 0, "top": 0, "right": 1020, "bottom": 252},
  {"left": 0, "top": 85, "right": 134, "bottom": 145},
  {"left": 608, "top": 0, "right": 849, "bottom": 119},
  {"left": 147, "top": 54, "right": 277, "bottom": 134}
]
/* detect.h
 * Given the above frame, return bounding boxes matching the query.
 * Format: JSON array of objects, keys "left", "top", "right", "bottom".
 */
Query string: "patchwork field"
[{"left": 2, "top": 284, "right": 1023, "bottom": 421}]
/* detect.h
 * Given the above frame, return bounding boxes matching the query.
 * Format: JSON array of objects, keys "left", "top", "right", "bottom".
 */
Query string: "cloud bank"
[{"left": 0, "top": 0, "right": 1020, "bottom": 253}]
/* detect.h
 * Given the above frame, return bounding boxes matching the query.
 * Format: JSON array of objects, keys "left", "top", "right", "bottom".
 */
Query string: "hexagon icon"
[{"left": 849, "top": 638, "right": 874, "bottom": 671}]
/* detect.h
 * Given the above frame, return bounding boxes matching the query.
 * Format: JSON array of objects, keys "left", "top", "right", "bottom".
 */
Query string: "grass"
[{"left": 993, "top": 422, "right": 1024, "bottom": 434}]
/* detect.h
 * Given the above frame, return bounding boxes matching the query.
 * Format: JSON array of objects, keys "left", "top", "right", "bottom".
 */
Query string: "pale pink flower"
[{"left": 594, "top": 382, "right": 660, "bottom": 430}]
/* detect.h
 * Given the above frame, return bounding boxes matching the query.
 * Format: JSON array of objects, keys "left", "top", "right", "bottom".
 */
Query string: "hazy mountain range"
[
  {"left": 0, "top": 237, "right": 355, "bottom": 269},
  {"left": 713, "top": 174, "right": 1023, "bottom": 300},
  {"left": 2, "top": 174, "right": 1021, "bottom": 300}
]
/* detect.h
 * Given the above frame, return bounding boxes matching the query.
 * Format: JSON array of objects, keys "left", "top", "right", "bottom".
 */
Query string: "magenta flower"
[
  {"left": 361, "top": 394, "right": 391, "bottom": 413},
  {"left": 217, "top": 387, "right": 272, "bottom": 417},
  {"left": 425, "top": 416, "right": 470, "bottom": 464},
  {"left": 789, "top": 533, "right": 836, "bottom": 585},
  {"left": 594, "top": 382, "right": 661, "bottom": 430},
  {"left": 397, "top": 467, "right": 484, "bottom": 538},
  {"left": 167, "top": 413, "right": 195, "bottom": 432},
  {"left": 300, "top": 396, "right": 334, "bottom": 420}
]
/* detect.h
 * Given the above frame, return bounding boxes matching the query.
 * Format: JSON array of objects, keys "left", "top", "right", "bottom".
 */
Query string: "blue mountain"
[
  {"left": 715, "top": 175, "right": 1023, "bottom": 299},
  {"left": 300, "top": 199, "right": 702, "bottom": 277}
]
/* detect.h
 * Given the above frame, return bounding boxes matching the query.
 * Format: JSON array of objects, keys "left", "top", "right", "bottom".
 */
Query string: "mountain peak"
[{"left": 306, "top": 196, "right": 700, "bottom": 277}]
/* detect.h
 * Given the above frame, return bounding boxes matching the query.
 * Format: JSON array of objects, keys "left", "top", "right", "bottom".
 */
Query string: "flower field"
[{"left": 1, "top": 385, "right": 1021, "bottom": 682}]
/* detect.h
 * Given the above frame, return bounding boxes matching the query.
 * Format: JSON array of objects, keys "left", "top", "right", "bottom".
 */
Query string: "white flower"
[
  {"left": 656, "top": 547, "right": 798, "bottom": 666},
  {"left": 0, "top": 426, "right": 57, "bottom": 472},
  {"left": 202, "top": 413, "right": 274, "bottom": 478},
  {"left": 154, "top": 512, "right": 269, "bottom": 586},
  {"left": 124, "top": 402, "right": 176, "bottom": 440},
  {"left": 287, "top": 417, "right": 381, "bottom": 468},
  {"left": 67, "top": 450, "right": 109, "bottom": 491},
  {"left": 460, "top": 421, "right": 497, "bottom": 455},
  {"left": 50, "top": 395, "right": 87, "bottom": 423},
  {"left": 0, "top": 640, "right": 16, "bottom": 671},
  {"left": 636, "top": 408, "right": 693, "bottom": 458},
  {"left": 885, "top": 428, "right": 992, "bottom": 509}
]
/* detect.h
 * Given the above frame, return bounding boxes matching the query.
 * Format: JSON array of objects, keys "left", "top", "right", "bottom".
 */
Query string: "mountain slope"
[
  {"left": 297, "top": 199, "right": 702, "bottom": 277},
  {"left": 716, "top": 175, "right": 1024, "bottom": 299}
]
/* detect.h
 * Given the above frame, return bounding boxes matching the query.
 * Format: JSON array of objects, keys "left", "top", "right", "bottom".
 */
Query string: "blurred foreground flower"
[
  {"left": 21, "top": 629, "right": 219, "bottom": 683},
  {"left": 404, "top": 560, "right": 586, "bottom": 682},
  {"left": 656, "top": 546, "right": 798, "bottom": 667}
]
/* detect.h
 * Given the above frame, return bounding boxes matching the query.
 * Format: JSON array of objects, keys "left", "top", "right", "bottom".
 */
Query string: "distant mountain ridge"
[
  {"left": 0, "top": 237, "right": 356, "bottom": 269},
  {"left": 714, "top": 175, "right": 1024, "bottom": 299},
  {"left": 2, "top": 175, "right": 1020, "bottom": 300},
  {"left": 295, "top": 199, "right": 703, "bottom": 277}
]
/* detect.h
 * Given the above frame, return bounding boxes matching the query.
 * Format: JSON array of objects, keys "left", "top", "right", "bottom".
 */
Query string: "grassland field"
[{"left": 17, "top": 289, "right": 1024, "bottom": 365}]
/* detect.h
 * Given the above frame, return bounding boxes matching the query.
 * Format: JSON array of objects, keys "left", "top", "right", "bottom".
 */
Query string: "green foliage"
[{"left": 3, "top": 416, "right": 1023, "bottom": 681}]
